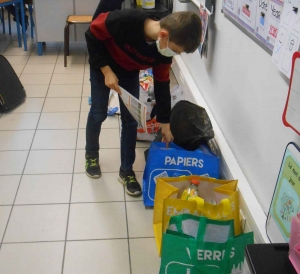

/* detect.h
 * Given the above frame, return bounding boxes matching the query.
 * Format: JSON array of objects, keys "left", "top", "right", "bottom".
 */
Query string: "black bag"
[
  {"left": 0, "top": 55, "right": 26, "bottom": 112},
  {"left": 144, "top": 100, "right": 220, "bottom": 161}
]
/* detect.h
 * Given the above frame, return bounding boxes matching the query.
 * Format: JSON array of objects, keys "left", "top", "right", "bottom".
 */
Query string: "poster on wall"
[
  {"left": 222, "top": 0, "right": 284, "bottom": 50},
  {"left": 237, "top": 0, "right": 258, "bottom": 32},
  {"left": 272, "top": 0, "right": 300, "bottom": 78}
]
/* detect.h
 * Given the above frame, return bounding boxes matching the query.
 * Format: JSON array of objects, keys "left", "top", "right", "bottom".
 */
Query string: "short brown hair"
[{"left": 160, "top": 11, "right": 202, "bottom": 53}]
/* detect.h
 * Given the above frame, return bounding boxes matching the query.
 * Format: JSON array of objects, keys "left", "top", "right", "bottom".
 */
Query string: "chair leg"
[
  {"left": 1, "top": 7, "right": 5, "bottom": 34},
  {"left": 8, "top": 11, "right": 11, "bottom": 35},
  {"left": 37, "top": 42, "right": 43, "bottom": 55},
  {"left": 15, "top": 5, "right": 21, "bottom": 47},
  {"left": 64, "top": 23, "right": 69, "bottom": 67},
  {"left": 28, "top": 4, "right": 34, "bottom": 38}
]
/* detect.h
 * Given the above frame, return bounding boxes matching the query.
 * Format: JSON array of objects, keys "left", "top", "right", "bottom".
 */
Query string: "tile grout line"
[
  {"left": 60, "top": 57, "right": 85, "bottom": 274},
  {"left": 0, "top": 42, "right": 55, "bottom": 252}
]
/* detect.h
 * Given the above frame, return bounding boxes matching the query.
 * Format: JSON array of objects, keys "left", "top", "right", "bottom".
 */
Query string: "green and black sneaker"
[
  {"left": 118, "top": 168, "right": 142, "bottom": 196},
  {"left": 85, "top": 152, "right": 101, "bottom": 179}
]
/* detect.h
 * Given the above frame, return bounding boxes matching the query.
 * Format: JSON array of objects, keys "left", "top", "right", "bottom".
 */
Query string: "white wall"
[{"left": 173, "top": 0, "right": 300, "bottom": 214}]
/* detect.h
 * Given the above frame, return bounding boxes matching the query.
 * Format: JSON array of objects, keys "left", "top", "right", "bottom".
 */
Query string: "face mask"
[{"left": 156, "top": 37, "right": 177, "bottom": 57}]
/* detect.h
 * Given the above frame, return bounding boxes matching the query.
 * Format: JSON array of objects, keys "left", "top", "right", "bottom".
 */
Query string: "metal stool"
[{"left": 64, "top": 15, "right": 92, "bottom": 67}]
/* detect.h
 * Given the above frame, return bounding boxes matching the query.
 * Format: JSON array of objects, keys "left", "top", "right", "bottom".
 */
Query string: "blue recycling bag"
[{"left": 143, "top": 142, "right": 220, "bottom": 206}]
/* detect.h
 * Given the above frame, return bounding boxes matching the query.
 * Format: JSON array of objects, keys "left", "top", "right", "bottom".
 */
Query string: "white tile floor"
[{"left": 0, "top": 19, "right": 179, "bottom": 274}]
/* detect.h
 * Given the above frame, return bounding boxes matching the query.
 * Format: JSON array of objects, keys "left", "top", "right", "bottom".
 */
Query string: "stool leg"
[
  {"left": 15, "top": 5, "right": 21, "bottom": 48},
  {"left": 64, "top": 23, "right": 69, "bottom": 67},
  {"left": 28, "top": 4, "right": 34, "bottom": 38}
]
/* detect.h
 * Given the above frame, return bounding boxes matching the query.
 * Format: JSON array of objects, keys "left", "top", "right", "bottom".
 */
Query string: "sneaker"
[
  {"left": 85, "top": 152, "right": 101, "bottom": 179},
  {"left": 118, "top": 169, "right": 142, "bottom": 196}
]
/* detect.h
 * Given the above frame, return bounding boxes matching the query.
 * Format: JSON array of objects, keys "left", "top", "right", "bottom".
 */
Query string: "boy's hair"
[{"left": 160, "top": 11, "right": 202, "bottom": 53}]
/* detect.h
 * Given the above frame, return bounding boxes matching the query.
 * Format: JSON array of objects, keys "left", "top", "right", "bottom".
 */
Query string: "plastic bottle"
[
  {"left": 181, "top": 179, "right": 200, "bottom": 200},
  {"left": 142, "top": 0, "right": 155, "bottom": 9}
]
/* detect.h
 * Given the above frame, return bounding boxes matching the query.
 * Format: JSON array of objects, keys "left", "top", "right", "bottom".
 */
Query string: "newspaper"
[{"left": 119, "top": 87, "right": 147, "bottom": 132}]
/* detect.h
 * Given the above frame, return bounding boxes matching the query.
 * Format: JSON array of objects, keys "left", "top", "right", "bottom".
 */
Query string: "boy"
[{"left": 85, "top": 9, "right": 202, "bottom": 196}]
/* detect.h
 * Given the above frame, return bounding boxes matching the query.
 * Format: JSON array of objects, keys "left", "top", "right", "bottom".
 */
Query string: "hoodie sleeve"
[
  {"left": 152, "top": 62, "right": 172, "bottom": 123},
  {"left": 85, "top": 12, "right": 112, "bottom": 70}
]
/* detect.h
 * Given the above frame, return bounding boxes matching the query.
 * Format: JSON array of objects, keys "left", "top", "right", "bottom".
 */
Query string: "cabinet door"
[{"left": 33, "top": 0, "right": 74, "bottom": 42}]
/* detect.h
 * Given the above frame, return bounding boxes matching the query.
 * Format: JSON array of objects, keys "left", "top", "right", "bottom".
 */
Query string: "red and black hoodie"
[{"left": 85, "top": 9, "right": 172, "bottom": 123}]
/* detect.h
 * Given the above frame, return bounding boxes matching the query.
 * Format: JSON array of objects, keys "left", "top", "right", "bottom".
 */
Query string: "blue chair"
[{"left": 0, "top": 0, "right": 27, "bottom": 51}]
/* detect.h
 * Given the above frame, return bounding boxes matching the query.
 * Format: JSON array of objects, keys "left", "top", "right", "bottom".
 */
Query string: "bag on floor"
[
  {"left": 143, "top": 142, "right": 220, "bottom": 207},
  {"left": 153, "top": 175, "right": 241, "bottom": 255},
  {"left": 160, "top": 215, "right": 254, "bottom": 274},
  {"left": 0, "top": 55, "right": 26, "bottom": 112}
]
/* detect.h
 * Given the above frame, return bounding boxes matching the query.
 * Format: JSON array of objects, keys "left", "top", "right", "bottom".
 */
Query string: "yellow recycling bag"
[{"left": 153, "top": 175, "right": 240, "bottom": 256}]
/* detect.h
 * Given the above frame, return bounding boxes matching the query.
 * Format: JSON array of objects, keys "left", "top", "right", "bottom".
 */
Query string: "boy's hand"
[
  {"left": 101, "top": 66, "right": 122, "bottom": 95},
  {"left": 160, "top": 123, "right": 174, "bottom": 148}
]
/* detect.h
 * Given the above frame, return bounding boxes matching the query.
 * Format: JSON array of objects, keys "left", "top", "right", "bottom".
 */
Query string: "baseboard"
[{"left": 171, "top": 56, "right": 269, "bottom": 243}]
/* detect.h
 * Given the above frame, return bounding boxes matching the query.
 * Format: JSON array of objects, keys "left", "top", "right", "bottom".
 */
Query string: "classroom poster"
[
  {"left": 266, "top": 0, "right": 284, "bottom": 50},
  {"left": 223, "top": 0, "right": 239, "bottom": 18},
  {"left": 272, "top": 0, "right": 300, "bottom": 77},
  {"left": 237, "top": 0, "right": 258, "bottom": 32},
  {"left": 255, "top": 0, "right": 270, "bottom": 44}
]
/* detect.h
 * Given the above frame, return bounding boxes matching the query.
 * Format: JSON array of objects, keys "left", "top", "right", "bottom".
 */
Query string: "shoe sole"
[
  {"left": 118, "top": 176, "right": 142, "bottom": 196},
  {"left": 85, "top": 171, "right": 101, "bottom": 179}
]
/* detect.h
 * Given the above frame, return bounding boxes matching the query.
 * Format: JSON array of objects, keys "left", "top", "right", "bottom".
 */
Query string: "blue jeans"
[{"left": 86, "top": 67, "right": 140, "bottom": 171}]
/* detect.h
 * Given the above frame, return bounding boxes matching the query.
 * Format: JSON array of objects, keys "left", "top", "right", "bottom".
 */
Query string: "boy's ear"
[{"left": 159, "top": 29, "right": 169, "bottom": 38}]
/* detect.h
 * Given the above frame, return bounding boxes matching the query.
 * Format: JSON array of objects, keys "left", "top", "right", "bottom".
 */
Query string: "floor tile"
[
  {"left": 82, "top": 85, "right": 90, "bottom": 97},
  {"left": 56, "top": 55, "right": 86, "bottom": 64},
  {"left": 3, "top": 204, "right": 68, "bottom": 242},
  {"left": 0, "top": 113, "right": 40, "bottom": 130},
  {"left": 0, "top": 242, "right": 64, "bottom": 274},
  {"left": 0, "top": 130, "right": 34, "bottom": 151},
  {"left": 76, "top": 128, "right": 120, "bottom": 149},
  {"left": 74, "top": 149, "right": 120, "bottom": 173},
  {"left": 83, "top": 74, "right": 89, "bottom": 84},
  {"left": 0, "top": 206, "right": 12, "bottom": 240},
  {"left": 4, "top": 55, "right": 29, "bottom": 65},
  {"left": 24, "top": 84, "right": 49, "bottom": 98},
  {"left": 27, "top": 55, "right": 58, "bottom": 64},
  {"left": 20, "top": 73, "right": 52, "bottom": 85},
  {"left": 51, "top": 74, "right": 84, "bottom": 85},
  {"left": 79, "top": 112, "right": 119, "bottom": 129},
  {"left": 63, "top": 239, "right": 130, "bottom": 274},
  {"left": 23, "top": 64, "right": 55, "bottom": 74},
  {"left": 31, "top": 47, "right": 60, "bottom": 56},
  {"left": 10, "top": 98, "right": 45, "bottom": 113},
  {"left": 38, "top": 112, "right": 79, "bottom": 129},
  {"left": 67, "top": 202, "right": 127, "bottom": 240},
  {"left": 11, "top": 64, "right": 25, "bottom": 74},
  {"left": 0, "top": 176, "right": 20, "bottom": 205},
  {"left": 126, "top": 201, "right": 154, "bottom": 238},
  {"left": 47, "top": 84, "right": 82, "bottom": 98},
  {"left": 32, "top": 130, "right": 77, "bottom": 150},
  {"left": 0, "top": 151, "right": 28, "bottom": 175},
  {"left": 4, "top": 45, "right": 32, "bottom": 56},
  {"left": 71, "top": 173, "right": 124, "bottom": 203},
  {"left": 24, "top": 150, "right": 75, "bottom": 174},
  {"left": 80, "top": 97, "right": 90, "bottom": 111},
  {"left": 130, "top": 238, "right": 161, "bottom": 274},
  {"left": 42, "top": 98, "right": 81, "bottom": 112},
  {"left": 15, "top": 174, "right": 72, "bottom": 205},
  {"left": 54, "top": 63, "right": 85, "bottom": 74}
]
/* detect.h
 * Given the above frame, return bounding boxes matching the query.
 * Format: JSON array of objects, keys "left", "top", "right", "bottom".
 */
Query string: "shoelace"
[
  {"left": 89, "top": 158, "right": 98, "bottom": 167},
  {"left": 128, "top": 176, "right": 136, "bottom": 183}
]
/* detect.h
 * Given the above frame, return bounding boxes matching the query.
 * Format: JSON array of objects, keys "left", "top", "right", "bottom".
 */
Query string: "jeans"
[{"left": 86, "top": 67, "right": 140, "bottom": 171}]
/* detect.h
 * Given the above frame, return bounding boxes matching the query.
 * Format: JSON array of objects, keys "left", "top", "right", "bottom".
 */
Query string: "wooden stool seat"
[
  {"left": 67, "top": 15, "right": 93, "bottom": 24},
  {"left": 64, "top": 15, "right": 93, "bottom": 67}
]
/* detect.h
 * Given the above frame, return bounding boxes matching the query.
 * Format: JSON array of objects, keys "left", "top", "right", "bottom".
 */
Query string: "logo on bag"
[
  {"left": 165, "top": 156, "right": 204, "bottom": 168},
  {"left": 197, "top": 247, "right": 235, "bottom": 261}
]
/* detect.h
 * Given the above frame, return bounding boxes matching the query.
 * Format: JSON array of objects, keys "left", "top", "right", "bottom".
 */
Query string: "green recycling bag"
[{"left": 160, "top": 215, "right": 254, "bottom": 274}]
